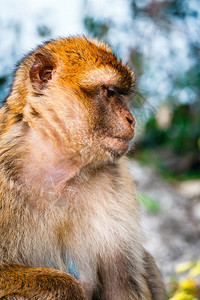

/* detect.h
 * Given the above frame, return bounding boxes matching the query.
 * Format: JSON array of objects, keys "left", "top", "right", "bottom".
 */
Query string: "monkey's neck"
[
  {"left": 22, "top": 126, "right": 84, "bottom": 192},
  {"left": 0, "top": 119, "right": 118, "bottom": 209},
  {"left": 17, "top": 125, "right": 113, "bottom": 207}
]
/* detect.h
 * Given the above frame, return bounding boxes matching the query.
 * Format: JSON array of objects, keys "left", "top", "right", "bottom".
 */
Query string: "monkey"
[{"left": 0, "top": 36, "right": 166, "bottom": 299}]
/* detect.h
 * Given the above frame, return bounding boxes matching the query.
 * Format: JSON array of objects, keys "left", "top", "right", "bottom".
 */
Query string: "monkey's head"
[{"left": 14, "top": 37, "right": 135, "bottom": 167}]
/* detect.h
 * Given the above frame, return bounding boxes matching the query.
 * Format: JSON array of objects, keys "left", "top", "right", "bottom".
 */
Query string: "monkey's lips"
[{"left": 102, "top": 135, "right": 134, "bottom": 156}]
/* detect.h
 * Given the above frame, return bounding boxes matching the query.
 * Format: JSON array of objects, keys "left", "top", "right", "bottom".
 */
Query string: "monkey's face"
[
  {"left": 79, "top": 83, "right": 135, "bottom": 159},
  {"left": 27, "top": 37, "right": 135, "bottom": 165}
]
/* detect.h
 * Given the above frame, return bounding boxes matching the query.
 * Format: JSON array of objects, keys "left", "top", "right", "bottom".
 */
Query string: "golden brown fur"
[{"left": 0, "top": 36, "right": 166, "bottom": 299}]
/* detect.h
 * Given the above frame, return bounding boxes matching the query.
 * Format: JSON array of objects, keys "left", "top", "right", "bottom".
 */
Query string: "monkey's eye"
[{"left": 106, "top": 87, "right": 116, "bottom": 98}]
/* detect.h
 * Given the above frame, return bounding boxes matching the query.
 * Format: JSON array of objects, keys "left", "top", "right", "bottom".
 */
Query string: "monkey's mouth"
[{"left": 102, "top": 135, "right": 134, "bottom": 156}]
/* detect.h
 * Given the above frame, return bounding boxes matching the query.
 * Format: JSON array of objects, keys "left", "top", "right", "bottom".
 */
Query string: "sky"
[
  {"left": 0, "top": 0, "right": 88, "bottom": 100},
  {"left": 0, "top": 0, "right": 84, "bottom": 70},
  {"left": 0, "top": 0, "right": 131, "bottom": 99},
  {"left": 0, "top": 0, "right": 199, "bottom": 106}
]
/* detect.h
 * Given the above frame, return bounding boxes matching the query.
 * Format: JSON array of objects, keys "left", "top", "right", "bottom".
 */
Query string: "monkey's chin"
[{"left": 102, "top": 136, "right": 131, "bottom": 158}]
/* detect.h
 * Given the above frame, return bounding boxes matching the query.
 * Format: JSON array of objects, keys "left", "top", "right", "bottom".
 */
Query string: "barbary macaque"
[{"left": 0, "top": 36, "right": 166, "bottom": 299}]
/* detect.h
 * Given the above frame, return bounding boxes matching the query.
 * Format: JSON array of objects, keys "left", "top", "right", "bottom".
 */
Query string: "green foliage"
[
  {"left": 37, "top": 25, "right": 51, "bottom": 37},
  {"left": 84, "top": 17, "right": 110, "bottom": 39},
  {"left": 137, "top": 193, "right": 161, "bottom": 212},
  {"left": 0, "top": 75, "right": 9, "bottom": 105},
  {"left": 0, "top": 76, "right": 7, "bottom": 86},
  {"left": 139, "top": 101, "right": 200, "bottom": 176}
]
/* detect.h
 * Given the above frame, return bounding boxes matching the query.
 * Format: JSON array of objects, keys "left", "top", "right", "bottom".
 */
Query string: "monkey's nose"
[
  {"left": 125, "top": 111, "right": 135, "bottom": 129},
  {"left": 126, "top": 115, "right": 135, "bottom": 127},
  {"left": 116, "top": 109, "right": 135, "bottom": 141}
]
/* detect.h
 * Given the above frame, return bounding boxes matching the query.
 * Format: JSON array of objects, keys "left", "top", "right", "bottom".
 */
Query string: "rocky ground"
[{"left": 129, "top": 160, "right": 200, "bottom": 283}]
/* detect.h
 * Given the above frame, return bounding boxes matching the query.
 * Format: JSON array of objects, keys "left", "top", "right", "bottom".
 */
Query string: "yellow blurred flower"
[
  {"left": 169, "top": 290, "right": 198, "bottom": 300},
  {"left": 197, "top": 137, "right": 200, "bottom": 150},
  {"left": 189, "top": 262, "right": 200, "bottom": 278},
  {"left": 169, "top": 260, "right": 200, "bottom": 300},
  {"left": 176, "top": 262, "right": 194, "bottom": 274},
  {"left": 179, "top": 279, "right": 196, "bottom": 291}
]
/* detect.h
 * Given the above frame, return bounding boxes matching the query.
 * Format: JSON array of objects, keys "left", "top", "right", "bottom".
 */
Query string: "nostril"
[{"left": 126, "top": 116, "right": 134, "bottom": 126}]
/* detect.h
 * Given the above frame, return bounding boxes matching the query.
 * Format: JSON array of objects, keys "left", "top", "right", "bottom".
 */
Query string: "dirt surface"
[{"left": 129, "top": 160, "right": 200, "bottom": 283}]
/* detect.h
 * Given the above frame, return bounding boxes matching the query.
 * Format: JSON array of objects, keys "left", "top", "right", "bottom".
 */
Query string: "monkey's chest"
[{"left": 60, "top": 205, "right": 138, "bottom": 297}]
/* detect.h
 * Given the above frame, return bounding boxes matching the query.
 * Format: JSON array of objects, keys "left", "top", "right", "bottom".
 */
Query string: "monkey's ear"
[{"left": 29, "top": 52, "right": 56, "bottom": 93}]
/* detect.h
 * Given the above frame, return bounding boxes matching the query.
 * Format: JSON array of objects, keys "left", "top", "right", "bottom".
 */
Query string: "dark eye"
[{"left": 106, "top": 87, "right": 116, "bottom": 98}]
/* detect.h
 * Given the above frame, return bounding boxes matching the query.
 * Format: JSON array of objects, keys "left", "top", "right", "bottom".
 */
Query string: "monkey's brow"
[
  {"left": 114, "top": 86, "right": 132, "bottom": 96},
  {"left": 80, "top": 84, "right": 131, "bottom": 97},
  {"left": 102, "top": 85, "right": 131, "bottom": 97},
  {"left": 80, "top": 67, "right": 120, "bottom": 87}
]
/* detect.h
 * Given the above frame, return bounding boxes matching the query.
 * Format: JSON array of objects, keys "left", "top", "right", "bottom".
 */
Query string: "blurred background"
[{"left": 0, "top": 0, "right": 200, "bottom": 297}]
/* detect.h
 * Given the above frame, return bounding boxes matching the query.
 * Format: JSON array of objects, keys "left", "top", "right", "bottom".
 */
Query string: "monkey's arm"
[
  {"left": 0, "top": 265, "right": 86, "bottom": 300},
  {"left": 144, "top": 250, "right": 166, "bottom": 300}
]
